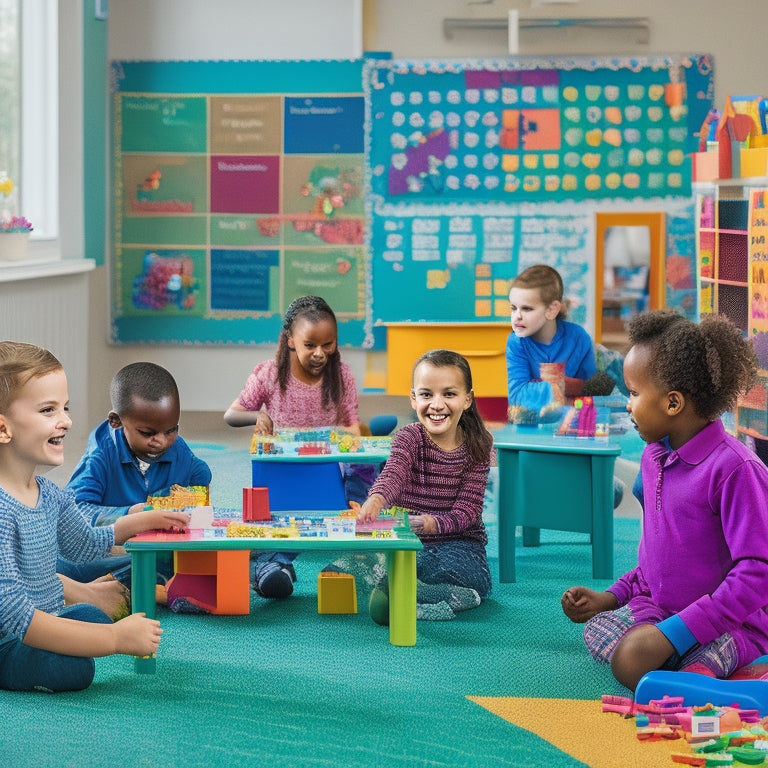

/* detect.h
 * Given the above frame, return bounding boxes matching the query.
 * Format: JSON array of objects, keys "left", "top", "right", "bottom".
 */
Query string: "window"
[{"left": 0, "top": 0, "right": 59, "bottom": 248}]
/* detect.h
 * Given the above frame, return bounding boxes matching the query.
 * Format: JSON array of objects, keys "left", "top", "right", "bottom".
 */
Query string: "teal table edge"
[
  {"left": 125, "top": 525, "right": 423, "bottom": 673},
  {"left": 492, "top": 426, "right": 622, "bottom": 584}
]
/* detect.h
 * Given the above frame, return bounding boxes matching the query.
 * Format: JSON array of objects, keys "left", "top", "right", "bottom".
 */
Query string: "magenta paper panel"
[{"left": 210, "top": 155, "right": 280, "bottom": 214}]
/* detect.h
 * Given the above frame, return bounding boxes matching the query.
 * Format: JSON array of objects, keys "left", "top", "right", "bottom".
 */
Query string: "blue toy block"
[
  {"left": 251, "top": 461, "right": 347, "bottom": 511},
  {"left": 635, "top": 670, "right": 768, "bottom": 715}
]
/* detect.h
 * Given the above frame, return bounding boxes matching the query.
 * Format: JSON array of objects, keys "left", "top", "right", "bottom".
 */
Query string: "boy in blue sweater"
[
  {"left": 58, "top": 362, "right": 211, "bottom": 593},
  {"left": 506, "top": 263, "right": 597, "bottom": 414}
]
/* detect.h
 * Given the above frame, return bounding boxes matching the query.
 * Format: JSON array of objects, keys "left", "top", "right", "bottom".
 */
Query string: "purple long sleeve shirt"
[
  {"left": 368, "top": 422, "right": 489, "bottom": 546},
  {"left": 608, "top": 420, "right": 768, "bottom": 665}
]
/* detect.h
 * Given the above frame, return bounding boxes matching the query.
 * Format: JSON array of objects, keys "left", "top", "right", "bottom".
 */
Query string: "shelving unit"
[{"left": 696, "top": 178, "right": 768, "bottom": 441}]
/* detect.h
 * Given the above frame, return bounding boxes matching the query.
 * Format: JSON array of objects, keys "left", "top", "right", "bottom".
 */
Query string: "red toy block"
[{"left": 243, "top": 486, "right": 270, "bottom": 521}]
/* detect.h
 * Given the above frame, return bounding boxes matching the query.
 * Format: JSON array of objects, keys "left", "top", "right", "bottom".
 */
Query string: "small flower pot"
[{"left": 0, "top": 232, "right": 29, "bottom": 261}]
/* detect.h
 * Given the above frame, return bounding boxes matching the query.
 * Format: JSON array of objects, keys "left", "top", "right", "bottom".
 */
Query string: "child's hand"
[
  {"left": 409, "top": 514, "right": 437, "bottom": 535},
  {"left": 112, "top": 612, "right": 163, "bottom": 657},
  {"left": 113, "top": 508, "right": 191, "bottom": 543},
  {"left": 561, "top": 586, "right": 618, "bottom": 623},
  {"left": 136, "top": 509, "right": 191, "bottom": 532},
  {"left": 127, "top": 502, "right": 147, "bottom": 515},
  {"left": 83, "top": 578, "right": 130, "bottom": 621},
  {"left": 253, "top": 411, "right": 274, "bottom": 435},
  {"left": 357, "top": 494, "right": 386, "bottom": 524}
]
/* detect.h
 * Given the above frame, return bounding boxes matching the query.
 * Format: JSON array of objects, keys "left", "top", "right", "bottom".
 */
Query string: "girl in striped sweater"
[{"left": 357, "top": 349, "right": 494, "bottom": 623}]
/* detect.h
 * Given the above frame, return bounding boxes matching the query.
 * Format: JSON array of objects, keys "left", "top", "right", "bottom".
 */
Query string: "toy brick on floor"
[{"left": 317, "top": 572, "right": 357, "bottom": 614}]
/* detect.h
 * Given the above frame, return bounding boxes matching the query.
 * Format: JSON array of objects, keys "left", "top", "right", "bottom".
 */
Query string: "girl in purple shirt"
[{"left": 562, "top": 310, "right": 768, "bottom": 691}]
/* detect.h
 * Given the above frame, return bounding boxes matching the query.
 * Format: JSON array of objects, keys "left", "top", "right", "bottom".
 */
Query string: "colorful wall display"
[
  {"left": 366, "top": 55, "right": 714, "bottom": 325},
  {"left": 110, "top": 60, "right": 370, "bottom": 346},
  {"left": 110, "top": 55, "right": 713, "bottom": 344}
]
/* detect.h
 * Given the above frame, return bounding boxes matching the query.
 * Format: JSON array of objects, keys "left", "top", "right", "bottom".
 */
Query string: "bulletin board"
[
  {"left": 366, "top": 54, "right": 714, "bottom": 325},
  {"left": 110, "top": 59, "right": 371, "bottom": 347}
]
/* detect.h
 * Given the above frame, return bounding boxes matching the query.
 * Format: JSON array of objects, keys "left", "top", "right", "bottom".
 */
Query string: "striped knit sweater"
[
  {"left": 369, "top": 422, "right": 489, "bottom": 546},
  {"left": 0, "top": 478, "right": 114, "bottom": 641}
]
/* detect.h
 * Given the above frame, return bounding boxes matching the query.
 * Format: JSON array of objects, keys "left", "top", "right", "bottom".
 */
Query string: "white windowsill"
[{"left": 0, "top": 256, "right": 95, "bottom": 283}]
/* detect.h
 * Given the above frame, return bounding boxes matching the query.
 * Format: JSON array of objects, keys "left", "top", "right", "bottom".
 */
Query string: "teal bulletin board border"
[{"left": 110, "top": 58, "right": 374, "bottom": 348}]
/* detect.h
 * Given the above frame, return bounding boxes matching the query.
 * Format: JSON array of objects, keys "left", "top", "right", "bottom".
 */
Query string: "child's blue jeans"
[{"left": 0, "top": 603, "right": 112, "bottom": 692}]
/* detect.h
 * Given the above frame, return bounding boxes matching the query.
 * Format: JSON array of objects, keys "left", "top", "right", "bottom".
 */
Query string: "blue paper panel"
[
  {"left": 210, "top": 249, "right": 279, "bottom": 312},
  {"left": 284, "top": 97, "right": 365, "bottom": 154}
]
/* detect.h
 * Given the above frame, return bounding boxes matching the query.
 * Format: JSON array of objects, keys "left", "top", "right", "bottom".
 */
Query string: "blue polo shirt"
[{"left": 66, "top": 420, "right": 212, "bottom": 526}]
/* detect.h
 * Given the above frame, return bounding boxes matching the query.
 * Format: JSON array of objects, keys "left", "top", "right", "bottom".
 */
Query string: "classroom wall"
[
  {"left": 84, "top": 0, "right": 365, "bottom": 425},
  {"left": 79, "top": 0, "right": 768, "bottom": 421}
]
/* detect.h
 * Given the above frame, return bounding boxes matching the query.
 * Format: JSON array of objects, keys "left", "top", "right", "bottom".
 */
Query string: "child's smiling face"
[
  {"left": 0, "top": 369, "right": 72, "bottom": 469},
  {"left": 410, "top": 361, "right": 473, "bottom": 451}
]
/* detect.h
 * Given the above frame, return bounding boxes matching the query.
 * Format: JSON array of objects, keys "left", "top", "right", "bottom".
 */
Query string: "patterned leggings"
[{"left": 584, "top": 605, "right": 739, "bottom": 678}]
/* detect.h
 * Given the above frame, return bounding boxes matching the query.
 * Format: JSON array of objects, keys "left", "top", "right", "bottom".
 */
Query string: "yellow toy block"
[{"left": 317, "top": 572, "right": 357, "bottom": 614}]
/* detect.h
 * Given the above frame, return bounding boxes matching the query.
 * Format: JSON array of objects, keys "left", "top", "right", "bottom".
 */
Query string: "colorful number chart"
[
  {"left": 366, "top": 55, "right": 714, "bottom": 325},
  {"left": 110, "top": 59, "right": 372, "bottom": 346}
]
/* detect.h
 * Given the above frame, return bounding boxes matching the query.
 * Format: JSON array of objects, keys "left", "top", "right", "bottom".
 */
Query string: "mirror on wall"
[{"left": 595, "top": 212, "right": 666, "bottom": 354}]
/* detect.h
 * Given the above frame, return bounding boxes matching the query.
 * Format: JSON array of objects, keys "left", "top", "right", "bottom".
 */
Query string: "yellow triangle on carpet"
[{"left": 468, "top": 696, "right": 684, "bottom": 768}]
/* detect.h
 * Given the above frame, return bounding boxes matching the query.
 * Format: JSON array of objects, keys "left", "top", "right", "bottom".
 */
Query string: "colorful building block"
[
  {"left": 168, "top": 549, "right": 250, "bottom": 614},
  {"left": 317, "top": 572, "right": 357, "bottom": 614},
  {"left": 242, "top": 486, "right": 270, "bottom": 521}
]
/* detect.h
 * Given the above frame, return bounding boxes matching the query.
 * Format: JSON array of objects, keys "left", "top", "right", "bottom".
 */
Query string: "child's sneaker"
[{"left": 254, "top": 561, "right": 296, "bottom": 599}]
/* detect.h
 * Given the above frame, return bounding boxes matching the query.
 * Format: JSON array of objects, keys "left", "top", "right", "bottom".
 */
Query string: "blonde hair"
[
  {"left": 0, "top": 341, "right": 63, "bottom": 413},
  {"left": 510, "top": 264, "right": 566, "bottom": 318}
]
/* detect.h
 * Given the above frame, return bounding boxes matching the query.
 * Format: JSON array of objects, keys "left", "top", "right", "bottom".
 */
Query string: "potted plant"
[{"left": 0, "top": 172, "right": 33, "bottom": 261}]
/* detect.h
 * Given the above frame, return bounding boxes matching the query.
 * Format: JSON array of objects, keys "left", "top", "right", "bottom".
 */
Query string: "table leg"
[
  {"left": 522, "top": 526, "right": 541, "bottom": 547},
  {"left": 590, "top": 455, "right": 615, "bottom": 580},
  {"left": 496, "top": 449, "right": 517, "bottom": 583},
  {"left": 387, "top": 549, "right": 416, "bottom": 646},
  {"left": 131, "top": 550, "right": 157, "bottom": 673}
]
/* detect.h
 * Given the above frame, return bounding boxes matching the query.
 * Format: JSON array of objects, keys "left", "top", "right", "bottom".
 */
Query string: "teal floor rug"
[{"left": 0, "top": 443, "right": 643, "bottom": 767}]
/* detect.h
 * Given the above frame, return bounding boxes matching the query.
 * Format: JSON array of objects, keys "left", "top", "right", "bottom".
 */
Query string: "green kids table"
[{"left": 125, "top": 518, "right": 423, "bottom": 673}]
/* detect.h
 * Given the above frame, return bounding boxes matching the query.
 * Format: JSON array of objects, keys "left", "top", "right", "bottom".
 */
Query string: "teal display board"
[
  {"left": 366, "top": 54, "right": 714, "bottom": 324},
  {"left": 110, "top": 59, "right": 373, "bottom": 347}
]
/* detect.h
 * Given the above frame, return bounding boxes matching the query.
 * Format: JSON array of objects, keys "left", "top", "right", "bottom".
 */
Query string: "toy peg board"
[
  {"left": 365, "top": 54, "right": 714, "bottom": 325},
  {"left": 110, "top": 59, "right": 376, "bottom": 348}
]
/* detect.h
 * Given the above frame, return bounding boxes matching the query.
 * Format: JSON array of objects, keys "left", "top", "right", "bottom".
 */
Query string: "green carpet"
[{"left": 0, "top": 447, "right": 642, "bottom": 768}]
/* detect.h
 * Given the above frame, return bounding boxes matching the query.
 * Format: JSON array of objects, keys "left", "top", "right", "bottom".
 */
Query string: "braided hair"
[
  {"left": 412, "top": 349, "right": 494, "bottom": 464},
  {"left": 276, "top": 295, "right": 343, "bottom": 408},
  {"left": 627, "top": 309, "right": 758, "bottom": 422}
]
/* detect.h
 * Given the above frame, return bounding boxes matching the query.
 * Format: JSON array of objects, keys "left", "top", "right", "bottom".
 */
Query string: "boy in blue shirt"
[
  {"left": 59, "top": 362, "right": 211, "bottom": 594},
  {"left": 506, "top": 263, "right": 597, "bottom": 414}
]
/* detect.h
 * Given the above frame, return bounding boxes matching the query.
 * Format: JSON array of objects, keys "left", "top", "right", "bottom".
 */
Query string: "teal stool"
[{"left": 492, "top": 426, "right": 621, "bottom": 582}]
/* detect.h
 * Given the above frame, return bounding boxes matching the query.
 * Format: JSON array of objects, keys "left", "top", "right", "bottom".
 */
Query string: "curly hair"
[
  {"left": 412, "top": 349, "right": 494, "bottom": 465},
  {"left": 509, "top": 264, "right": 567, "bottom": 319},
  {"left": 110, "top": 362, "right": 179, "bottom": 415},
  {"left": 276, "top": 295, "right": 343, "bottom": 409},
  {"left": 627, "top": 309, "right": 757, "bottom": 422},
  {"left": 0, "top": 341, "right": 62, "bottom": 413}
]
